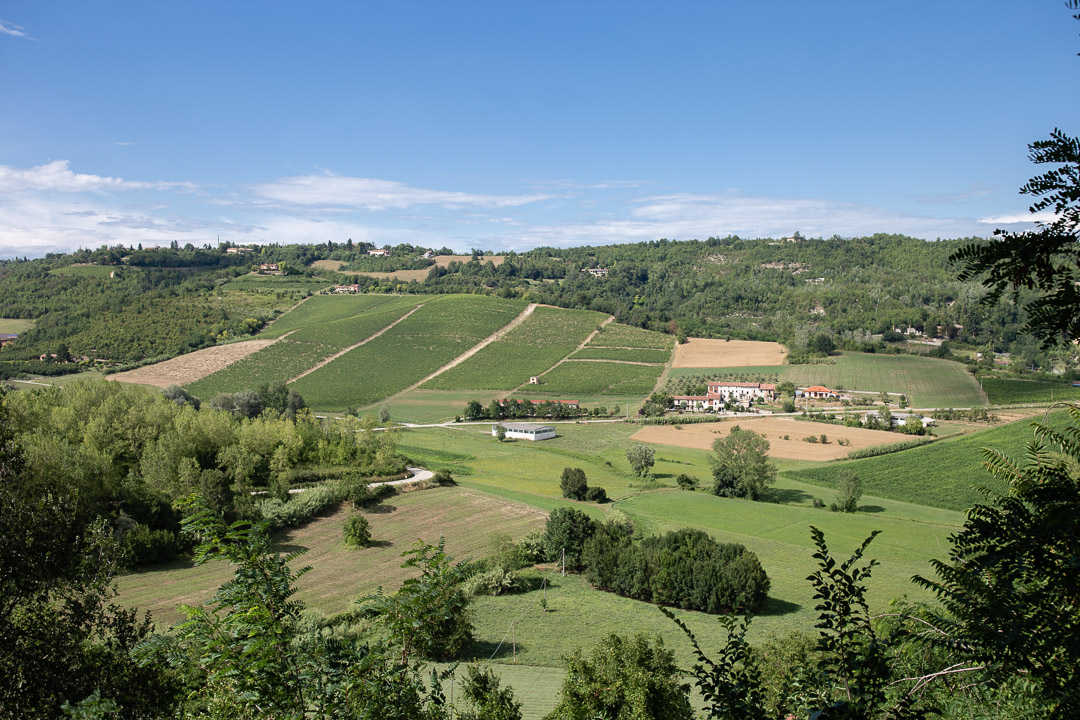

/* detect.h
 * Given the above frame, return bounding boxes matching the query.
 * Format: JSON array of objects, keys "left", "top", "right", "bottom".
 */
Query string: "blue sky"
[{"left": 1, "top": 1, "right": 1077, "bottom": 258}]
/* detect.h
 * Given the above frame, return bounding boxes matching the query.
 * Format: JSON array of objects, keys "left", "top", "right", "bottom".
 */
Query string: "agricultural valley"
[{"left": 3, "top": 233, "right": 1079, "bottom": 719}]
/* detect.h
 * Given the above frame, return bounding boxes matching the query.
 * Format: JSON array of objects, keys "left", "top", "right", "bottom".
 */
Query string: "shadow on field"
[
  {"left": 464, "top": 639, "right": 523, "bottom": 661},
  {"left": 365, "top": 503, "right": 397, "bottom": 514},
  {"left": 364, "top": 539, "right": 394, "bottom": 549},
  {"left": 766, "top": 487, "right": 814, "bottom": 505},
  {"left": 272, "top": 542, "right": 310, "bottom": 555},
  {"left": 858, "top": 505, "right": 885, "bottom": 514},
  {"left": 760, "top": 597, "right": 802, "bottom": 616}
]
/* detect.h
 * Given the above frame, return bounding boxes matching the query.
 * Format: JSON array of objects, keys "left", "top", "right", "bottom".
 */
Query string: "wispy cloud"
[
  {"left": 0, "top": 19, "right": 33, "bottom": 40},
  {"left": 0, "top": 160, "right": 196, "bottom": 193},
  {"left": 114, "top": 141, "right": 135, "bottom": 147},
  {"left": 978, "top": 211, "right": 1057, "bottom": 225},
  {"left": 251, "top": 173, "right": 552, "bottom": 211}
]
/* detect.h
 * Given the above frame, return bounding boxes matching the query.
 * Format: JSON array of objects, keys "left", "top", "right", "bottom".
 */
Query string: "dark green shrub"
[
  {"left": 675, "top": 473, "right": 699, "bottom": 490},
  {"left": 542, "top": 507, "right": 597, "bottom": 572},
  {"left": 344, "top": 514, "right": 371, "bottom": 547},
  {"left": 433, "top": 468, "right": 455, "bottom": 486},
  {"left": 585, "top": 486, "right": 608, "bottom": 503},
  {"left": 560, "top": 467, "right": 588, "bottom": 500}
]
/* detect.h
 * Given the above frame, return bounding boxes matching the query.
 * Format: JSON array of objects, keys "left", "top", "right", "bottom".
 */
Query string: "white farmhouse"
[{"left": 492, "top": 422, "right": 557, "bottom": 441}]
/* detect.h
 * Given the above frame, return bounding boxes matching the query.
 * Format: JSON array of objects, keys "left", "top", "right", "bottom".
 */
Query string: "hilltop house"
[
  {"left": 582, "top": 267, "right": 609, "bottom": 278},
  {"left": 226, "top": 246, "right": 254, "bottom": 254},
  {"left": 492, "top": 422, "right": 556, "bottom": 441},
  {"left": 368, "top": 248, "right": 389, "bottom": 257}
]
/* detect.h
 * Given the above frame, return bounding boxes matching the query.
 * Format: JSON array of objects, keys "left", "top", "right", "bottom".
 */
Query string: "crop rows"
[
  {"left": 261, "top": 294, "right": 416, "bottom": 338},
  {"left": 570, "top": 347, "right": 670, "bottom": 363},
  {"left": 291, "top": 295, "right": 527, "bottom": 410},
  {"left": 787, "top": 410, "right": 1070, "bottom": 510},
  {"left": 529, "top": 361, "right": 664, "bottom": 397},
  {"left": 587, "top": 323, "right": 674, "bottom": 349},
  {"left": 422, "top": 306, "right": 607, "bottom": 391},
  {"left": 980, "top": 377, "right": 1080, "bottom": 405},
  {"left": 185, "top": 301, "right": 424, "bottom": 398}
]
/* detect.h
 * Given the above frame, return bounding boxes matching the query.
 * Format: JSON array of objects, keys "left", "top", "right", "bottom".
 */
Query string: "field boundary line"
[
  {"left": 648, "top": 337, "right": 678, "bottom": 397},
  {"left": 564, "top": 358, "right": 665, "bottom": 367},
  {"left": 381, "top": 303, "right": 541, "bottom": 401},
  {"left": 287, "top": 304, "right": 425, "bottom": 384},
  {"left": 506, "top": 315, "right": 615, "bottom": 396}
]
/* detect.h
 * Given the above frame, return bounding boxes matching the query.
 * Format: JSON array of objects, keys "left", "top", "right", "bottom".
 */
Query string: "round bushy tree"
[
  {"left": 560, "top": 467, "right": 588, "bottom": 500},
  {"left": 542, "top": 507, "right": 597, "bottom": 572}
]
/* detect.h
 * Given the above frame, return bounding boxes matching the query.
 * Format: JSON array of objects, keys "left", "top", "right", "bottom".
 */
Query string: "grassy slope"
[
  {"left": 291, "top": 295, "right": 527, "bottom": 411},
  {"left": 185, "top": 297, "right": 424, "bottom": 399},
  {"left": 668, "top": 352, "right": 985, "bottom": 408},
  {"left": 0, "top": 318, "right": 35, "bottom": 333},
  {"left": 980, "top": 377, "right": 1080, "bottom": 404},
  {"left": 116, "top": 485, "right": 546, "bottom": 626},
  {"left": 422, "top": 306, "right": 607, "bottom": 391},
  {"left": 786, "top": 411, "right": 1071, "bottom": 510},
  {"left": 528, "top": 361, "right": 664, "bottom": 396},
  {"left": 587, "top": 323, "right": 675, "bottom": 349},
  {"left": 260, "top": 294, "right": 410, "bottom": 338}
]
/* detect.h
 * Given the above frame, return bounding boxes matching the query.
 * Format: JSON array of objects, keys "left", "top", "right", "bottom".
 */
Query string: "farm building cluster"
[{"left": 671, "top": 382, "right": 846, "bottom": 411}]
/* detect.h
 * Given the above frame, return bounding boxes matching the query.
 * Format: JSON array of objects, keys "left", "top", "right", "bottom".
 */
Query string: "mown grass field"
[
  {"left": 529, "top": 361, "right": 663, "bottom": 396},
  {"left": 422, "top": 307, "right": 606, "bottom": 391},
  {"left": 587, "top": 323, "right": 674, "bottom": 349},
  {"left": 115, "top": 485, "right": 547, "bottom": 626},
  {"left": 667, "top": 353, "right": 985, "bottom": 408},
  {"left": 185, "top": 299, "right": 424, "bottom": 399},
  {"left": 0, "top": 318, "right": 34, "bottom": 333},
  {"left": 569, "top": 347, "right": 670, "bottom": 363},
  {"left": 291, "top": 296, "right": 527, "bottom": 411},
  {"left": 786, "top": 411, "right": 1071, "bottom": 510},
  {"left": 980, "top": 377, "right": 1080, "bottom": 405}
]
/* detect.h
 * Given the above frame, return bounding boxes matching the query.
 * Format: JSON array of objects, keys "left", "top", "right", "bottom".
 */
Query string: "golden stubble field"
[
  {"left": 672, "top": 338, "right": 787, "bottom": 367},
  {"left": 632, "top": 417, "right": 900, "bottom": 460},
  {"left": 109, "top": 339, "right": 278, "bottom": 388}
]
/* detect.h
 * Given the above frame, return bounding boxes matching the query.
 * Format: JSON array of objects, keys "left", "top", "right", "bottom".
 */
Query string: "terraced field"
[
  {"left": 421, "top": 306, "right": 607, "bottom": 391},
  {"left": 290, "top": 295, "right": 527, "bottom": 410},
  {"left": 185, "top": 297, "right": 425, "bottom": 399}
]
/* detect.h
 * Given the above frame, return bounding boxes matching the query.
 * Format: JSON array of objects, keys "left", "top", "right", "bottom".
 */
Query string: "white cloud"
[
  {"left": 0, "top": 19, "right": 33, "bottom": 39},
  {"left": 0, "top": 160, "right": 196, "bottom": 193},
  {"left": 251, "top": 173, "right": 552, "bottom": 211},
  {"left": 978, "top": 211, "right": 1057, "bottom": 225}
]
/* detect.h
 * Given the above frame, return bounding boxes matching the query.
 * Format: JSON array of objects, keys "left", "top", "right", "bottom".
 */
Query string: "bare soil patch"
[
  {"left": 110, "top": 339, "right": 281, "bottom": 388},
  {"left": 672, "top": 338, "right": 787, "bottom": 368},
  {"left": 358, "top": 269, "right": 432, "bottom": 282},
  {"left": 632, "top": 417, "right": 900, "bottom": 461},
  {"left": 311, "top": 259, "right": 347, "bottom": 272}
]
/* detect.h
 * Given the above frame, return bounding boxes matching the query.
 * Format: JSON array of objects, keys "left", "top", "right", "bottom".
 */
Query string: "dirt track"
[
  {"left": 632, "top": 417, "right": 900, "bottom": 461},
  {"left": 673, "top": 338, "right": 787, "bottom": 368},
  {"left": 109, "top": 338, "right": 284, "bottom": 388}
]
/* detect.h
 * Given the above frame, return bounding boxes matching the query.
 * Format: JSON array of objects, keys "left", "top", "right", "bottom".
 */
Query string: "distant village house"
[
  {"left": 0, "top": 333, "right": 18, "bottom": 348},
  {"left": 671, "top": 382, "right": 778, "bottom": 411},
  {"left": 332, "top": 283, "right": 361, "bottom": 294},
  {"left": 582, "top": 268, "right": 609, "bottom": 277},
  {"left": 368, "top": 248, "right": 390, "bottom": 257},
  {"left": 226, "top": 246, "right": 254, "bottom": 254}
]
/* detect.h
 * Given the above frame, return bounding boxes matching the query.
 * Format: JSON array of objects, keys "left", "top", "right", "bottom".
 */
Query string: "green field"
[
  {"left": 569, "top": 347, "right": 670, "bottom": 363},
  {"left": 786, "top": 411, "right": 1070, "bottom": 510},
  {"left": 422, "top": 306, "right": 607, "bottom": 391},
  {"left": 528, "top": 361, "right": 663, "bottom": 397},
  {"left": 0, "top": 318, "right": 34, "bottom": 334},
  {"left": 218, "top": 275, "right": 333, "bottom": 292},
  {"left": 667, "top": 352, "right": 985, "bottom": 407},
  {"left": 185, "top": 298, "right": 425, "bottom": 399},
  {"left": 113, "top": 413, "right": 986, "bottom": 719},
  {"left": 291, "top": 295, "right": 528, "bottom": 411},
  {"left": 980, "top": 377, "right": 1080, "bottom": 405},
  {"left": 588, "top": 323, "right": 674, "bottom": 349},
  {"left": 260, "top": 294, "right": 413, "bottom": 338},
  {"left": 49, "top": 264, "right": 121, "bottom": 277}
]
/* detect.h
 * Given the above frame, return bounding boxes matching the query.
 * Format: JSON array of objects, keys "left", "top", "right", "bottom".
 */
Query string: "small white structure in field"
[
  {"left": 528, "top": 376, "right": 540, "bottom": 384},
  {"left": 492, "top": 422, "right": 556, "bottom": 441}
]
